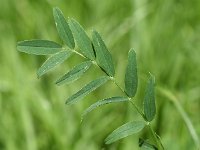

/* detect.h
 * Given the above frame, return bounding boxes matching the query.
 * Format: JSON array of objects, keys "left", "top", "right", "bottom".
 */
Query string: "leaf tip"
[
  {"left": 54, "top": 80, "right": 60, "bottom": 86},
  {"left": 65, "top": 100, "right": 72, "bottom": 105},
  {"left": 53, "top": 7, "right": 60, "bottom": 13}
]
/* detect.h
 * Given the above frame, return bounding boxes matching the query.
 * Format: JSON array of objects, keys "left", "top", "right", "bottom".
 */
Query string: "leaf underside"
[
  {"left": 125, "top": 49, "right": 138, "bottom": 97},
  {"left": 37, "top": 50, "right": 73, "bottom": 77},
  {"left": 66, "top": 76, "right": 110, "bottom": 105},
  {"left": 92, "top": 30, "right": 115, "bottom": 77},
  {"left": 81, "top": 96, "right": 129, "bottom": 119},
  {"left": 68, "top": 18, "right": 95, "bottom": 60},
  {"left": 105, "top": 121, "right": 145, "bottom": 144},
  {"left": 55, "top": 61, "right": 92, "bottom": 85},
  {"left": 53, "top": 7, "right": 75, "bottom": 49},
  {"left": 144, "top": 74, "right": 156, "bottom": 122},
  {"left": 17, "top": 40, "right": 62, "bottom": 55}
]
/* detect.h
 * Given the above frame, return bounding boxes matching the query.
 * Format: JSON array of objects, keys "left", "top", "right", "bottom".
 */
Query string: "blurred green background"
[{"left": 0, "top": 0, "right": 200, "bottom": 149}]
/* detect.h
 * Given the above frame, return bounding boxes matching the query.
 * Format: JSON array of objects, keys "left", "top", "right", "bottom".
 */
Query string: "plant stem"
[
  {"left": 71, "top": 49, "right": 87, "bottom": 59},
  {"left": 72, "top": 48, "right": 164, "bottom": 149},
  {"left": 129, "top": 100, "right": 144, "bottom": 118},
  {"left": 112, "top": 78, "right": 164, "bottom": 149},
  {"left": 110, "top": 78, "right": 144, "bottom": 118},
  {"left": 148, "top": 123, "right": 164, "bottom": 150},
  {"left": 110, "top": 77, "right": 125, "bottom": 94}
]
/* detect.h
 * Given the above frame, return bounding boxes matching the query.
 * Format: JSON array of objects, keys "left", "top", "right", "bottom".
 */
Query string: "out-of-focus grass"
[{"left": 0, "top": 0, "right": 200, "bottom": 149}]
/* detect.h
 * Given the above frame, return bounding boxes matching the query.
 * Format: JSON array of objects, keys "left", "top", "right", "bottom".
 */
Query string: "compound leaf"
[
  {"left": 17, "top": 40, "right": 62, "bottom": 55},
  {"left": 37, "top": 50, "right": 72, "bottom": 77},
  {"left": 92, "top": 30, "right": 115, "bottom": 77},
  {"left": 81, "top": 96, "right": 129, "bottom": 119},
  {"left": 66, "top": 76, "right": 110, "bottom": 105},
  {"left": 68, "top": 18, "right": 95, "bottom": 60},
  {"left": 55, "top": 61, "right": 92, "bottom": 85},
  {"left": 125, "top": 49, "right": 138, "bottom": 97},
  {"left": 105, "top": 121, "right": 145, "bottom": 144},
  {"left": 144, "top": 73, "right": 156, "bottom": 122},
  {"left": 53, "top": 7, "right": 75, "bottom": 49}
]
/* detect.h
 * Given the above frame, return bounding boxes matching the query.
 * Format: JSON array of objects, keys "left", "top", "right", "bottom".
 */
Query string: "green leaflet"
[
  {"left": 17, "top": 40, "right": 62, "bottom": 55},
  {"left": 37, "top": 50, "right": 72, "bottom": 77},
  {"left": 68, "top": 18, "right": 95, "bottom": 60},
  {"left": 66, "top": 76, "right": 110, "bottom": 105},
  {"left": 81, "top": 96, "right": 129, "bottom": 119},
  {"left": 139, "top": 138, "right": 158, "bottom": 150},
  {"left": 125, "top": 49, "right": 138, "bottom": 97},
  {"left": 144, "top": 73, "right": 156, "bottom": 122},
  {"left": 53, "top": 7, "right": 75, "bottom": 49},
  {"left": 105, "top": 121, "right": 145, "bottom": 144},
  {"left": 55, "top": 61, "right": 92, "bottom": 85},
  {"left": 92, "top": 30, "right": 115, "bottom": 77}
]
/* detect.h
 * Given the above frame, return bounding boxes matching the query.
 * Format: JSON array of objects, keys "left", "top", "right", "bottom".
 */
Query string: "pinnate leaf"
[
  {"left": 144, "top": 73, "right": 156, "bottom": 122},
  {"left": 37, "top": 50, "right": 72, "bottom": 77},
  {"left": 81, "top": 96, "right": 129, "bottom": 119},
  {"left": 17, "top": 40, "right": 62, "bottom": 55},
  {"left": 92, "top": 30, "right": 115, "bottom": 77},
  {"left": 53, "top": 7, "right": 75, "bottom": 49},
  {"left": 55, "top": 61, "right": 92, "bottom": 85},
  {"left": 105, "top": 121, "right": 145, "bottom": 144},
  {"left": 66, "top": 76, "right": 110, "bottom": 105},
  {"left": 125, "top": 49, "right": 138, "bottom": 97},
  {"left": 68, "top": 18, "right": 95, "bottom": 60}
]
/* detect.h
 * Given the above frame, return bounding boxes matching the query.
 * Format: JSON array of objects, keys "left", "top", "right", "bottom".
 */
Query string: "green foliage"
[
  {"left": 81, "top": 96, "right": 129, "bottom": 119},
  {"left": 66, "top": 76, "right": 110, "bottom": 105},
  {"left": 53, "top": 7, "right": 75, "bottom": 49},
  {"left": 68, "top": 18, "right": 95, "bottom": 60},
  {"left": 17, "top": 40, "right": 62, "bottom": 55},
  {"left": 124, "top": 49, "right": 138, "bottom": 97},
  {"left": 92, "top": 30, "right": 115, "bottom": 77},
  {"left": 105, "top": 121, "right": 145, "bottom": 144},
  {"left": 1, "top": 0, "right": 199, "bottom": 149},
  {"left": 55, "top": 61, "right": 92, "bottom": 85},
  {"left": 37, "top": 50, "right": 72, "bottom": 78},
  {"left": 17, "top": 7, "right": 163, "bottom": 149},
  {"left": 144, "top": 73, "right": 156, "bottom": 122}
]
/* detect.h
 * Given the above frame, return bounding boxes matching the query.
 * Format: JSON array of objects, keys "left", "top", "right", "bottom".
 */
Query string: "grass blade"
[
  {"left": 125, "top": 49, "right": 138, "bottom": 97},
  {"left": 92, "top": 30, "right": 115, "bottom": 77},
  {"left": 68, "top": 18, "right": 95, "bottom": 60},
  {"left": 158, "top": 87, "right": 200, "bottom": 149},
  {"left": 66, "top": 76, "right": 110, "bottom": 105},
  {"left": 81, "top": 96, "right": 129, "bottom": 119},
  {"left": 55, "top": 61, "right": 92, "bottom": 85},
  {"left": 17, "top": 40, "right": 62, "bottom": 55},
  {"left": 53, "top": 7, "right": 75, "bottom": 49},
  {"left": 144, "top": 73, "right": 156, "bottom": 122},
  {"left": 105, "top": 121, "right": 145, "bottom": 144},
  {"left": 37, "top": 50, "right": 72, "bottom": 77}
]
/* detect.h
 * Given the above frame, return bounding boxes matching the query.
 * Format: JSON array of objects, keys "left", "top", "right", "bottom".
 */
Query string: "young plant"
[{"left": 17, "top": 7, "right": 164, "bottom": 149}]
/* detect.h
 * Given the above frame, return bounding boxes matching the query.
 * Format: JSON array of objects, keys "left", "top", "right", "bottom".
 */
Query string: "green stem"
[
  {"left": 111, "top": 78, "right": 144, "bottom": 118},
  {"left": 71, "top": 48, "right": 164, "bottom": 149},
  {"left": 148, "top": 123, "right": 164, "bottom": 150},
  {"left": 129, "top": 100, "right": 144, "bottom": 118},
  {"left": 111, "top": 77, "right": 125, "bottom": 94},
  {"left": 71, "top": 49, "right": 87, "bottom": 59},
  {"left": 112, "top": 79, "right": 164, "bottom": 149}
]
